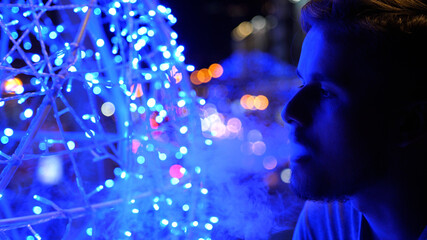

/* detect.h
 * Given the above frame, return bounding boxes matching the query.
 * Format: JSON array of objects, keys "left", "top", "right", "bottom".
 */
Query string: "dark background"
[{"left": 162, "top": 0, "right": 307, "bottom": 68}]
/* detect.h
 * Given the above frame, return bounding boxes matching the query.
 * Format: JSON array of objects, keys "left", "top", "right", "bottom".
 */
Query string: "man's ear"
[{"left": 396, "top": 102, "right": 427, "bottom": 148}]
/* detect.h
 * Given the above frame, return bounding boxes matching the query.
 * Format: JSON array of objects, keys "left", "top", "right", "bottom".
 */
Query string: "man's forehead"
[{"left": 297, "top": 26, "right": 380, "bottom": 88}]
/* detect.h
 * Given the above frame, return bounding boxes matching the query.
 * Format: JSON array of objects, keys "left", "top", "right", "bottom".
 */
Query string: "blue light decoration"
[{"left": 0, "top": 0, "right": 214, "bottom": 238}]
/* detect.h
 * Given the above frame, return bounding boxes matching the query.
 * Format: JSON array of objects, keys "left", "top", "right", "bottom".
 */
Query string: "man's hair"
[{"left": 300, "top": 0, "right": 427, "bottom": 102}]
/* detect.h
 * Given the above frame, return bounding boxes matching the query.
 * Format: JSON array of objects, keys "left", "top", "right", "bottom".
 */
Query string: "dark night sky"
[{"left": 162, "top": 0, "right": 269, "bottom": 68}]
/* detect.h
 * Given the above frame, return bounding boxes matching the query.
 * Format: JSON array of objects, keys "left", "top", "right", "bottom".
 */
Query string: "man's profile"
[{"left": 283, "top": 0, "right": 427, "bottom": 239}]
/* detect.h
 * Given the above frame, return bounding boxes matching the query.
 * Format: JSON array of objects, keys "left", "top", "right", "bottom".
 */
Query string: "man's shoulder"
[{"left": 292, "top": 200, "right": 362, "bottom": 240}]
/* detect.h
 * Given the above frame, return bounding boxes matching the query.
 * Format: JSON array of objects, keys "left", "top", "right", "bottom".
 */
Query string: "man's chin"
[{"left": 289, "top": 172, "right": 351, "bottom": 202}]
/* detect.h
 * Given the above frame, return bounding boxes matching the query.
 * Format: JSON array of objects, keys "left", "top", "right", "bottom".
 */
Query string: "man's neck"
[{"left": 350, "top": 178, "right": 426, "bottom": 240}]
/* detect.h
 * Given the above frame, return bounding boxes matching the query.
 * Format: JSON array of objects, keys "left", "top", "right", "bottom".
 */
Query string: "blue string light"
[{"left": 0, "top": 0, "right": 214, "bottom": 238}]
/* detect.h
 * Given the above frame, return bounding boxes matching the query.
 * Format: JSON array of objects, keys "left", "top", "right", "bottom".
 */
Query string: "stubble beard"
[{"left": 288, "top": 160, "right": 384, "bottom": 202}]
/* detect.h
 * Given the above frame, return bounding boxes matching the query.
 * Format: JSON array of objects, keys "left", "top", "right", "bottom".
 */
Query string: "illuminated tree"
[{"left": 0, "top": 0, "right": 215, "bottom": 239}]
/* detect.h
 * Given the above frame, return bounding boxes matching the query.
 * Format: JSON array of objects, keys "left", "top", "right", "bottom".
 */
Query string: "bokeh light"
[
  {"left": 101, "top": 102, "right": 116, "bottom": 117},
  {"left": 169, "top": 164, "right": 185, "bottom": 179},
  {"left": 3, "top": 78, "right": 24, "bottom": 94},
  {"left": 254, "top": 95, "right": 269, "bottom": 110},
  {"left": 190, "top": 70, "right": 202, "bottom": 85},
  {"left": 197, "top": 68, "right": 212, "bottom": 83},
  {"left": 232, "top": 21, "right": 253, "bottom": 41},
  {"left": 37, "top": 156, "right": 63, "bottom": 185},
  {"left": 252, "top": 141, "right": 266, "bottom": 156},
  {"left": 247, "top": 129, "right": 263, "bottom": 142},
  {"left": 240, "top": 94, "right": 253, "bottom": 110},
  {"left": 208, "top": 63, "right": 224, "bottom": 78},
  {"left": 226, "top": 118, "right": 242, "bottom": 133},
  {"left": 240, "top": 94, "right": 269, "bottom": 110},
  {"left": 0, "top": 1, "right": 217, "bottom": 239},
  {"left": 280, "top": 168, "right": 292, "bottom": 183},
  {"left": 251, "top": 15, "right": 267, "bottom": 31},
  {"left": 262, "top": 156, "right": 277, "bottom": 170}
]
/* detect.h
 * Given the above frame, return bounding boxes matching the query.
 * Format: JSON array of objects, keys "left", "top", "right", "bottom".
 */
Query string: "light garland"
[{"left": 0, "top": 0, "right": 214, "bottom": 239}]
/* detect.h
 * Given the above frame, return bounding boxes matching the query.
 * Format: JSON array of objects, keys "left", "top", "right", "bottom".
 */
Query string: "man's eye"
[
  {"left": 298, "top": 84, "right": 305, "bottom": 89},
  {"left": 320, "top": 88, "right": 331, "bottom": 98}
]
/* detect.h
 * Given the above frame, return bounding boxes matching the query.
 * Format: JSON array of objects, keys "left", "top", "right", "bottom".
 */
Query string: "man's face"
[{"left": 283, "top": 26, "right": 390, "bottom": 201}]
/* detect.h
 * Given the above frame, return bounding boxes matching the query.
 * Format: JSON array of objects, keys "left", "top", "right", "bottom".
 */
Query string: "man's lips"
[{"left": 288, "top": 139, "right": 311, "bottom": 164}]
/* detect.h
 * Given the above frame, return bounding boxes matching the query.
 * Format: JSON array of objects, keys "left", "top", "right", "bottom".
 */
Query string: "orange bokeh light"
[
  {"left": 245, "top": 95, "right": 256, "bottom": 110},
  {"left": 130, "top": 83, "right": 144, "bottom": 98},
  {"left": 241, "top": 94, "right": 269, "bottom": 110},
  {"left": 3, "top": 77, "right": 23, "bottom": 94},
  {"left": 197, "top": 68, "right": 212, "bottom": 83},
  {"left": 208, "top": 63, "right": 223, "bottom": 78},
  {"left": 240, "top": 94, "right": 251, "bottom": 109},
  {"left": 254, "top": 95, "right": 269, "bottom": 110},
  {"left": 190, "top": 70, "right": 202, "bottom": 85}
]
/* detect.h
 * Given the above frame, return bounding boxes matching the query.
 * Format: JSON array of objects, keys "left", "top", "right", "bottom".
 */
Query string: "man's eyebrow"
[{"left": 296, "top": 69, "right": 344, "bottom": 86}]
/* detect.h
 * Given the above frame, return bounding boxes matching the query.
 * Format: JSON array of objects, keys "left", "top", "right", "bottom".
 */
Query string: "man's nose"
[{"left": 282, "top": 87, "right": 314, "bottom": 127}]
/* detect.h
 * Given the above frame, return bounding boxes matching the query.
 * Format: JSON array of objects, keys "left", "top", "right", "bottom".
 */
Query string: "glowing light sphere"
[
  {"left": 240, "top": 94, "right": 255, "bottom": 110},
  {"left": 280, "top": 168, "right": 292, "bottom": 183},
  {"left": 252, "top": 141, "right": 267, "bottom": 156},
  {"left": 226, "top": 118, "right": 242, "bottom": 133},
  {"left": 23, "top": 108, "right": 34, "bottom": 118},
  {"left": 169, "top": 164, "right": 185, "bottom": 179},
  {"left": 2, "top": 78, "right": 23, "bottom": 94},
  {"left": 197, "top": 68, "right": 212, "bottom": 83},
  {"left": 186, "top": 65, "right": 195, "bottom": 72},
  {"left": 240, "top": 94, "right": 268, "bottom": 110},
  {"left": 105, "top": 179, "right": 115, "bottom": 188},
  {"left": 262, "top": 156, "right": 277, "bottom": 170},
  {"left": 101, "top": 102, "right": 116, "bottom": 117},
  {"left": 0, "top": 1, "right": 213, "bottom": 239},
  {"left": 37, "top": 156, "right": 63, "bottom": 185},
  {"left": 190, "top": 70, "right": 202, "bottom": 85},
  {"left": 248, "top": 129, "right": 263, "bottom": 142},
  {"left": 254, "top": 95, "right": 269, "bottom": 110},
  {"left": 208, "top": 63, "right": 224, "bottom": 78},
  {"left": 32, "top": 206, "right": 42, "bottom": 215},
  {"left": 232, "top": 21, "right": 254, "bottom": 41},
  {"left": 3, "top": 128, "right": 13, "bottom": 137}
]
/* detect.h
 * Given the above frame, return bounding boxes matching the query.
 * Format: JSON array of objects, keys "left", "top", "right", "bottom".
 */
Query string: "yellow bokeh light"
[
  {"left": 208, "top": 63, "right": 223, "bottom": 78},
  {"left": 232, "top": 28, "right": 244, "bottom": 41},
  {"left": 233, "top": 21, "right": 253, "bottom": 41},
  {"left": 254, "top": 95, "right": 269, "bottom": 110},
  {"left": 101, "top": 102, "right": 116, "bottom": 117},
  {"left": 238, "top": 21, "right": 253, "bottom": 36}
]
